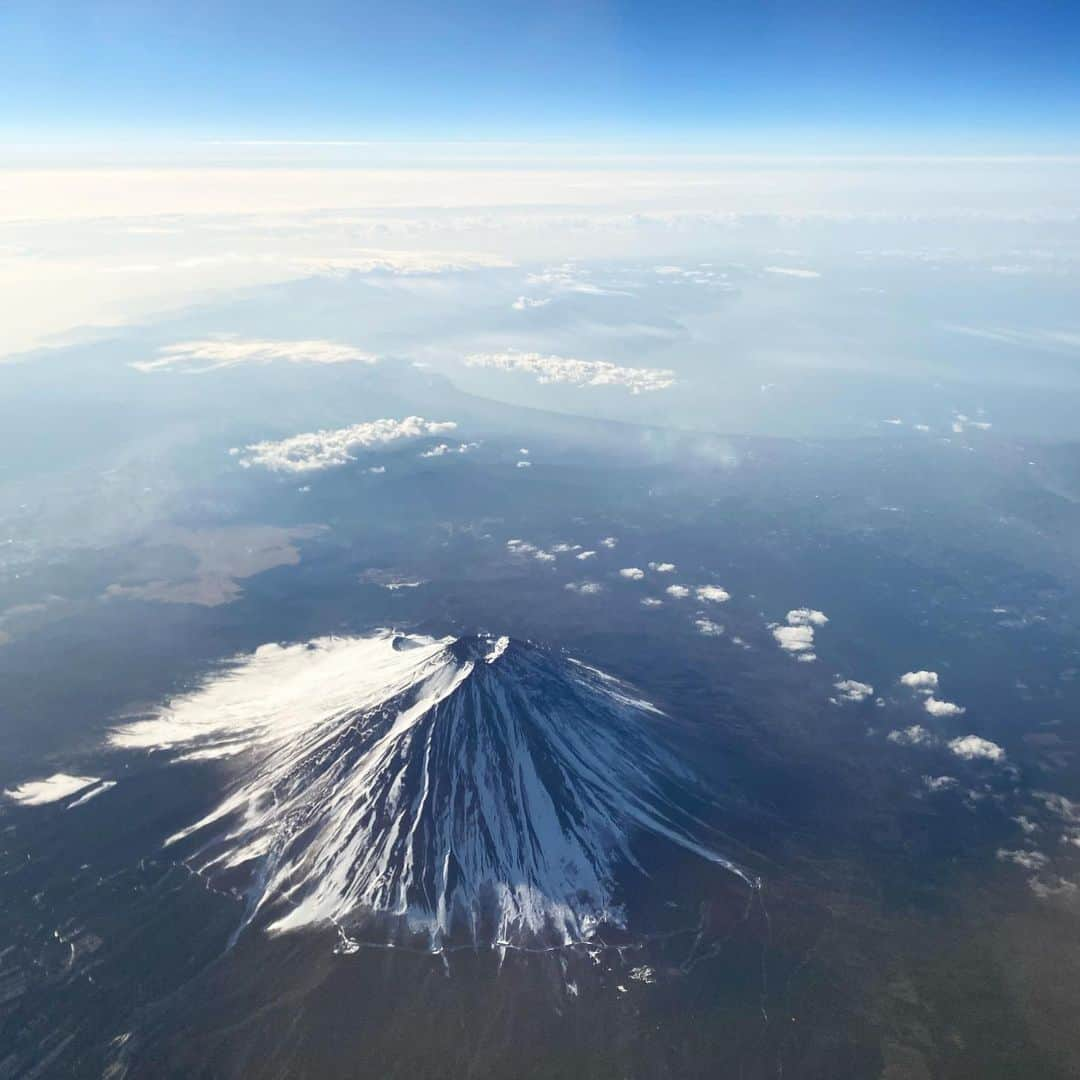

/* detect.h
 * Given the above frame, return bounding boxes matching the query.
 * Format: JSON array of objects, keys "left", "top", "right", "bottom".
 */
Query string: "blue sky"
[{"left": 2, "top": 1, "right": 1078, "bottom": 149}]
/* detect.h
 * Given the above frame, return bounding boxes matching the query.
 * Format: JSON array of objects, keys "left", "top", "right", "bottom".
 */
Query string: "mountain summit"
[{"left": 114, "top": 631, "right": 749, "bottom": 948}]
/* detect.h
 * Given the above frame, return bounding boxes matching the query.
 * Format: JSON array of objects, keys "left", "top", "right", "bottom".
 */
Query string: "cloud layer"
[
  {"left": 134, "top": 337, "right": 377, "bottom": 373},
  {"left": 236, "top": 417, "right": 458, "bottom": 473},
  {"left": 464, "top": 351, "right": 675, "bottom": 393},
  {"left": 4, "top": 773, "right": 102, "bottom": 806}
]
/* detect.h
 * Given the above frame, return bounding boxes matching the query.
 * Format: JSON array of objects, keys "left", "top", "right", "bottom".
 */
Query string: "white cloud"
[
  {"left": 887, "top": 725, "right": 934, "bottom": 747},
  {"left": 511, "top": 296, "right": 551, "bottom": 310},
  {"left": 695, "top": 618, "right": 724, "bottom": 636},
  {"left": 464, "top": 351, "right": 675, "bottom": 393},
  {"left": 600, "top": 537, "right": 619, "bottom": 549},
  {"left": 516, "top": 460, "right": 532, "bottom": 469},
  {"left": 900, "top": 670, "right": 939, "bottom": 692},
  {"left": 773, "top": 608, "right": 828, "bottom": 659},
  {"left": 641, "top": 597, "right": 663, "bottom": 608},
  {"left": 534, "top": 550, "right": 556, "bottom": 562},
  {"left": 506, "top": 538, "right": 538, "bottom": 555},
  {"left": 576, "top": 550, "right": 596, "bottom": 561},
  {"left": 1029, "top": 876, "right": 1080, "bottom": 900},
  {"left": 66, "top": 780, "right": 117, "bottom": 808},
  {"left": 696, "top": 585, "right": 730, "bottom": 603},
  {"left": 420, "top": 441, "right": 479, "bottom": 458},
  {"left": 134, "top": 337, "right": 377, "bottom": 374},
  {"left": 948, "top": 735, "right": 1005, "bottom": 762},
  {"left": 996, "top": 848, "right": 1049, "bottom": 871},
  {"left": 565, "top": 581, "right": 603, "bottom": 595},
  {"left": 924, "top": 696, "right": 966, "bottom": 718},
  {"left": 773, "top": 624, "right": 815, "bottom": 654},
  {"left": 764, "top": 266, "right": 821, "bottom": 279},
  {"left": 237, "top": 417, "right": 457, "bottom": 473},
  {"left": 648, "top": 562, "right": 676, "bottom": 573},
  {"left": 950, "top": 411, "right": 993, "bottom": 434},
  {"left": 665, "top": 585, "right": 691, "bottom": 599},
  {"left": 834, "top": 679, "right": 874, "bottom": 703},
  {"left": 618, "top": 567, "right": 645, "bottom": 581},
  {"left": 4, "top": 773, "right": 101, "bottom": 806},
  {"left": 786, "top": 608, "right": 828, "bottom": 627},
  {"left": 923, "top": 775, "right": 958, "bottom": 792}
]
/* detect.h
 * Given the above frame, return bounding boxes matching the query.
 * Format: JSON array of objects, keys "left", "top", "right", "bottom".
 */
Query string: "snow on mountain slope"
[{"left": 113, "top": 631, "right": 750, "bottom": 948}]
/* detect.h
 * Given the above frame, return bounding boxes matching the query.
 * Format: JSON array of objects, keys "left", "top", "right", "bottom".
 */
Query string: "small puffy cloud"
[
  {"left": 695, "top": 618, "right": 724, "bottom": 636},
  {"left": 238, "top": 417, "right": 457, "bottom": 473},
  {"left": 506, "top": 538, "right": 538, "bottom": 555},
  {"left": 996, "top": 849, "right": 1049, "bottom": 871},
  {"left": 923, "top": 775, "right": 958, "bottom": 792},
  {"left": 696, "top": 585, "right": 730, "bottom": 603},
  {"left": 924, "top": 696, "right": 966, "bottom": 718},
  {"left": 834, "top": 679, "right": 874, "bottom": 703},
  {"left": 641, "top": 597, "right": 663, "bottom": 608},
  {"left": 888, "top": 725, "right": 934, "bottom": 747},
  {"left": 665, "top": 584, "right": 691, "bottom": 599},
  {"left": 367, "top": 465, "right": 386, "bottom": 475},
  {"left": 516, "top": 460, "right": 532, "bottom": 469},
  {"left": 600, "top": 537, "right": 618, "bottom": 549},
  {"left": 764, "top": 266, "right": 821, "bottom": 279},
  {"left": 420, "top": 441, "right": 479, "bottom": 458},
  {"left": 135, "top": 337, "right": 376, "bottom": 374},
  {"left": 900, "top": 670, "right": 939, "bottom": 692},
  {"left": 773, "top": 608, "right": 827, "bottom": 660},
  {"left": 786, "top": 608, "right": 828, "bottom": 627},
  {"left": 534, "top": 550, "right": 557, "bottom": 563},
  {"left": 951, "top": 411, "right": 993, "bottom": 435},
  {"left": 464, "top": 351, "right": 675, "bottom": 393},
  {"left": 576, "top": 550, "right": 596, "bottom": 561},
  {"left": 1029, "top": 876, "right": 1080, "bottom": 900},
  {"left": 648, "top": 562, "right": 676, "bottom": 573},
  {"left": 618, "top": 567, "right": 645, "bottom": 581},
  {"left": 4, "top": 773, "right": 102, "bottom": 806},
  {"left": 565, "top": 581, "right": 603, "bottom": 596},
  {"left": 948, "top": 735, "right": 1005, "bottom": 762},
  {"left": 511, "top": 296, "right": 551, "bottom": 310},
  {"left": 519, "top": 448, "right": 530, "bottom": 455},
  {"left": 773, "top": 624, "right": 815, "bottom": 654}
]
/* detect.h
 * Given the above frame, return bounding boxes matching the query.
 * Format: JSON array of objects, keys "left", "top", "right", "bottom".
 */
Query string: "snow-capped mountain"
[{"left": 114, "top": 631, "right": 749, "bottom": 949}]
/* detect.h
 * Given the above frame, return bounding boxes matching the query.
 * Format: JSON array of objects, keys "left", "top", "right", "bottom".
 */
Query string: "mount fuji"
[{"left": 113, "top": 631, "right": 751, "bottom": 949}]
